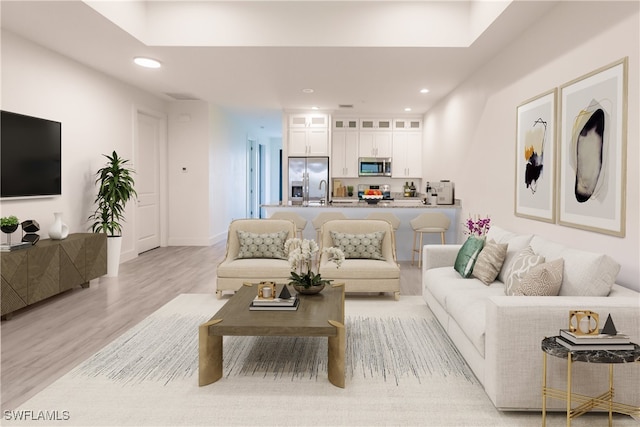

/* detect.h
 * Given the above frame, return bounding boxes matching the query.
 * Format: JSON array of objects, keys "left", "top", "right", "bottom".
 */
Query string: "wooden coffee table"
[{"left": 199, "top": 282, "right": 346, "bottom": 388}]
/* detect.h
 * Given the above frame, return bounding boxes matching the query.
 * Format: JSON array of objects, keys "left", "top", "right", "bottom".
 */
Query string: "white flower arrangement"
[{"left": 284, "top": 238, "right": 344, "bottom": 288}]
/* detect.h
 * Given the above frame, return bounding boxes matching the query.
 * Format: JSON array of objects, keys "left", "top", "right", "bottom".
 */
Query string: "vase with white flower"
[{"left": 285, "top": 238, "right": 345, "bottom": 295}]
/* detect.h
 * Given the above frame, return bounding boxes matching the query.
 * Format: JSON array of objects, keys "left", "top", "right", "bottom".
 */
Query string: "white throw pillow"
[
  {"left": 512, "top": 258, "right": 564, "bottom": 296},
  {"left": 486, "top": 227, "right": 534, "bottom": 283},
  {"left": 505, "top": 246, "right": 545, "bottom": 296}
]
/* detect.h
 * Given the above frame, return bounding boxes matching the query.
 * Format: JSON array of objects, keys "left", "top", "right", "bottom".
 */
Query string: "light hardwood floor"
[{"left": 0, "top": 243, "right": 422, "bottom": 411}]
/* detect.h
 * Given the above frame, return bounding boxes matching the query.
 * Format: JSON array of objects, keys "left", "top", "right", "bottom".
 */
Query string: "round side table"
[{"left": 541, "top": 336, "right": 640, "bottom": 427}]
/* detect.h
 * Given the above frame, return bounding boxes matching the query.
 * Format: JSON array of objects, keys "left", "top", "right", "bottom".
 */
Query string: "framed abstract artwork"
[
  {"left": 558, "top": 58, "right": 628, "bottom": 237},
  {"left": 515, "top": 89, "right": 557, "bottom": 223}
]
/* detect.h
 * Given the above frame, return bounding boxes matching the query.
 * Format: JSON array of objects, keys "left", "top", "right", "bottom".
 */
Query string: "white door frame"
[{"left": 133, "top": 105, "right": 168, "bottom": 253}]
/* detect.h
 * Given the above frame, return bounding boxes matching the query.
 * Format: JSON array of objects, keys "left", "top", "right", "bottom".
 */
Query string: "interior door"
[{"left": 136, "top": 112, "right": 161, "bottom": 253}]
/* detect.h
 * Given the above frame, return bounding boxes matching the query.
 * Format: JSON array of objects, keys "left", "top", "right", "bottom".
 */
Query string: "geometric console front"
[{"left": 1, "top": 233, "right": 107, "bottom": 320}]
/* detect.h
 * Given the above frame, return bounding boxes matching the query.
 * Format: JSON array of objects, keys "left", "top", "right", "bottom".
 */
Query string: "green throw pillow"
[
  {"left": 330, "top": 230, "right": 386, "bottom": 260},
  {"left": 236, "top": 230, "right": 288, "bottom": 259},
  {"left": 454, "top": 237, "right": 485, "bottom": 278}
]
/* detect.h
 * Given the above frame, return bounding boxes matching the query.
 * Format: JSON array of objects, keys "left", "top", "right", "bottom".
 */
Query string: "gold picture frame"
[
  {"left": 514, "top": 88, "right": 557, "bottom": 223},
  {"left": 558, "top": 58, "right": 628, "bottom": 237}
]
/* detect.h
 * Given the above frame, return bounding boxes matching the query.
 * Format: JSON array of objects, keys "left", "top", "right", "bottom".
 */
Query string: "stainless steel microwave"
[{"left": 358, "top": 157, "right": 392, "bottom": 177}]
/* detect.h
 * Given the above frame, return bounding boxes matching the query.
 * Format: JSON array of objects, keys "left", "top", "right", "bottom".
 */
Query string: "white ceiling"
[{"left": 1, "top": 1, "right": 558, "bottom": 137}]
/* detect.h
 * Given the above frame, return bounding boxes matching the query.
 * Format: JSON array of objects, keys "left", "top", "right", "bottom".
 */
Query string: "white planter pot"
[{"left": 107, "top": 236, "right": 123, "bottom": 277}]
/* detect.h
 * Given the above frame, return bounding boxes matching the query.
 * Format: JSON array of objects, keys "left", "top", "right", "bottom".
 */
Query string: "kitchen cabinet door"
[
  {"left": 358, "top": 131, "right": 392, "bottom": 158},
  {"left": 289, "top": 128, "right": 328, "bottom": 156},
  {"left": 332, "top": 131, "right": 358, "bottom": 177},
  {"left": 392, "top": 132, "right": 422, "bottom": 178}
]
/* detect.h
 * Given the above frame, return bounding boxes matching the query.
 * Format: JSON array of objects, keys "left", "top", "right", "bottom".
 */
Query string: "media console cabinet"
[{"left": 1, "top": 233, "right": 107, "bottom": 320}]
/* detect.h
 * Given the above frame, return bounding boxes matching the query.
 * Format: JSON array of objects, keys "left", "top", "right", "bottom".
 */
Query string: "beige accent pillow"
[
  {"left": 236, "top": 230, "right": 288, "bottom": 259},
  {"left": 472, "top": 239, "right": 508, "bottom": 285},
  {"left": 505, "top": 246, "right": 545, "bottom": 296},
  {"left": 512, "top": 258, "right": 564, "bottom": 296}
]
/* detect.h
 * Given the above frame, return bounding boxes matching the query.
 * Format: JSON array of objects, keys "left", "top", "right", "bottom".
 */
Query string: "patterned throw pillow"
[
  {"left": 453, "top": 236, "right": 485, "bottom": 278},
  {"left": 330, "top": 230, "right": 386, "bottom": 260},
  {"left": 512, "top": 258, "right": 564, "bottom": 296},
  {"left": 472, "top": 239, "right": 508, "bottom": 285},
  {"left": 236, "top": 230, "right": 288, "bottom": 259},
  {"left": 505, "top": 246, "right": 545, "bottom": 296}
]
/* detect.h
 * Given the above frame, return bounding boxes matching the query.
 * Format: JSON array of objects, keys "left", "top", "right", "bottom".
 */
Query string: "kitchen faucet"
[{"left": 319, "top": 180, "right": 327, "bottom": 205}]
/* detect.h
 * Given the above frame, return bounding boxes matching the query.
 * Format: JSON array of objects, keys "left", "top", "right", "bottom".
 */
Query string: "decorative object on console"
[
  {"left": 88, "top": 151, "right": 137, "bottom": 277},
  {"left": 569, "top": 310, "right": 599, "bottom": 335},
  {"left": 21, "top": 219, "right": 40, "bottom": 245},
  {"left": 48, "top": 212, "right": 69, "bottom": 240},
  {"left": 601, "top": 313, "right": 617, "bottom": 335},
  {"left": 1, "top": 215, "right": 19, "bottom": 244},
  {"left": 285, "top": 238, "right": 344, "bottom": 294}
]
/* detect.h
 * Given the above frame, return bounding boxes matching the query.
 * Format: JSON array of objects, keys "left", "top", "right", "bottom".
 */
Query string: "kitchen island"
[{"left": 261, "top": 199, "right": 462, "bottom": 261}]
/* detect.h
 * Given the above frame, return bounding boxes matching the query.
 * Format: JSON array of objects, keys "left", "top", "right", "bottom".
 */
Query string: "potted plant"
[
  {"left": 1, "top": 216, "right": 19, "bottom": 244},
  {"left": 284, "top": 238, "right": 344, "bottom": 294},
  {"left": 88, "top": 151, "right": 137, "bottom": 277}
]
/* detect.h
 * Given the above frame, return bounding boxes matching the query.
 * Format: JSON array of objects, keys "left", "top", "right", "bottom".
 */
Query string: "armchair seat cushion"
[
  {"left": 320, "top": 258, "right": 400, "bottom": 279},
  {"left": 217, "top": 258, "right": 291, "bottom": 278}
]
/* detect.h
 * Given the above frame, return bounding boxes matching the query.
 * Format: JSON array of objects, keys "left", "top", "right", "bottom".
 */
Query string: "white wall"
[
  {"left": 423, "top": 1, "right": 639, "bottom": 291},
  {"left": 0, "top": 31, "right": 168, "bottom": 262}
]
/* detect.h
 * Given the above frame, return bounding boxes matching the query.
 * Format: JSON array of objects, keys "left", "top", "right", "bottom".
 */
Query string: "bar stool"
[
  {"left": 365, "top": 212, "right": 401, "bottom": 239},
  {"left": 269, "top": 212, "right": 307, "bottom": 239},
  {"left": 312, "top": 212, "right": 347, "bottom": 242},
  {"left": 410, "top": 212, "right": 450, "bottom": 268}
]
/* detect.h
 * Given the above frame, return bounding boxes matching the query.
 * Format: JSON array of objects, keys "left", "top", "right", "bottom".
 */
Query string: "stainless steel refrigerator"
[{"left": 288, "top": 157, "right": 329, "bottom": 205}]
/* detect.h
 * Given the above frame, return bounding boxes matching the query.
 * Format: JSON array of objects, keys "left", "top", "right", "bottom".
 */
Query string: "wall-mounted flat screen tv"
[{"left": 1, "top": 110, "right": 62, "bottom": 199}]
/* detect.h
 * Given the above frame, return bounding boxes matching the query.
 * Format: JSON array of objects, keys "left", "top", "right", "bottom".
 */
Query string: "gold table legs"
[{"left": 542, "top": 352, "right": 640, "bottom": 427}]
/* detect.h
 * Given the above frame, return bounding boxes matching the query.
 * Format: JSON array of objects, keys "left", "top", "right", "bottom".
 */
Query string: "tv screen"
[{"left": 1, "top": 111, "right": 62, "bottom": 199}]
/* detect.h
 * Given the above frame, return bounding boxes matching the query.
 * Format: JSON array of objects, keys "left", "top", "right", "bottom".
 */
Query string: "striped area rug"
[{"left": 7, "top": 294, "right": 633, "bottom": 426}]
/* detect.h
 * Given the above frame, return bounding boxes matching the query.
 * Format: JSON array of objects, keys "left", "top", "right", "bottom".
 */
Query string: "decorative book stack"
[
  {"left": 556, "top": 329, "right": 633, "bottom": 351},
  {"left": 249, "top": 285, "right": 299, "bottom": 311}
]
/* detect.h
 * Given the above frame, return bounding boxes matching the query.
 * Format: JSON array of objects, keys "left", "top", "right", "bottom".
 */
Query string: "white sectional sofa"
[{"left": 422, "top": 226, "right": 640, "bottom": 411}]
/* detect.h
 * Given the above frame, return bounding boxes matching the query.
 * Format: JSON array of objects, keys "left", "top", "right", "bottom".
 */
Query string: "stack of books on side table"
[
  {"left": 556, "top": 329, "right": 634, "bottom": 351},
  {"left": 249, "top": 294, "right": 299, "bottom": 311}
]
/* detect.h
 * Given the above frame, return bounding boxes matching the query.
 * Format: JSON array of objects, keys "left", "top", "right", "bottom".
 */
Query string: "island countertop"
[{"left": 260, "top": 200, "right": 462, "bottom": 261}]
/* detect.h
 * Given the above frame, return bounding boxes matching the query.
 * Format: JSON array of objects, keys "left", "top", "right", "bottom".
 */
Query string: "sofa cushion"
[
  {"left": 472, "top": 240, "right": 508, "bottom": 285},
  {"left": 530, "top": 236, "right": 620, "bottom": 296},
  {"left": 236, "top": 230, "right": 288, "bottom": 259},
  {"left": 454, "top": 237, "right": 485, "bottom": 278},
  {"left": 512, "top": 258, "right": 564, "bottom": 296},
  {"left": 486, "top": 226, "right": 534, "bottom": 283},
  {"left": 505, "top": 247, "right": 545, "bottom": 296},
  {"left": 330, "top": 230, "right": 385, "bottom": 260},
  {"left": 444, "top": 282, "right": 505, "bottom": 357}
]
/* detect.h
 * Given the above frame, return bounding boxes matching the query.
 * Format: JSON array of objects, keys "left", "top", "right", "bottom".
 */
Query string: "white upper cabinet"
[
  {"left": 332, "top": 131, "right": 359, "bottom": 177},
  {"left": 359, "top": 131, "right": 392, "bottom": 158},
  {"left": 288, "top": 113, "right": 329, "bottom": 156},
  {"left": 393, "top": 118, "right": 422, "bottom": 131},
  {"left": 360, "top": 118, "right": 392, "bottom": 130},
  {"left": 333, "top": 117, "right": 359, "bottom": 131},
  {"left": 392, "top": 131, "right": 422, "bottom": 178}
]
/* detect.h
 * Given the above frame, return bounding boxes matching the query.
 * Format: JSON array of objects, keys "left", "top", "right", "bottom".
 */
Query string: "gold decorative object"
[
  {"left": 569, "top": 310, "right": 599, "bottom": 335},
  {"left": 257, "top": 281, "right": 276, "bottom": 299}
]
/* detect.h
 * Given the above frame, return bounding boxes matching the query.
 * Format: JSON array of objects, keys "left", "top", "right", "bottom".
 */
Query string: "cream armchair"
[
  {"left": 216, "top": 219, "right": 296, "bottom": 299},
  {"left": 318, "top": 219, "right": 400, "bottom": 300}
]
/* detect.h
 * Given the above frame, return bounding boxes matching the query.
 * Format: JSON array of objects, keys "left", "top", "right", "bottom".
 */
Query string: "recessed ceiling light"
[
  {"left": 134, "top": 57, "right": 162, "bottom": 69},
  {"left": 404, "top": 107, "right": 412, "bottom": 112},
  {"left": 302, "top": 88, "right": 314, "bottom": 94},
  {"left": 420, "top": 88, "right": 429, "bottom": 94},
  {"left": 311, "top": 106, "right": 319, "bottom": 110}
]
